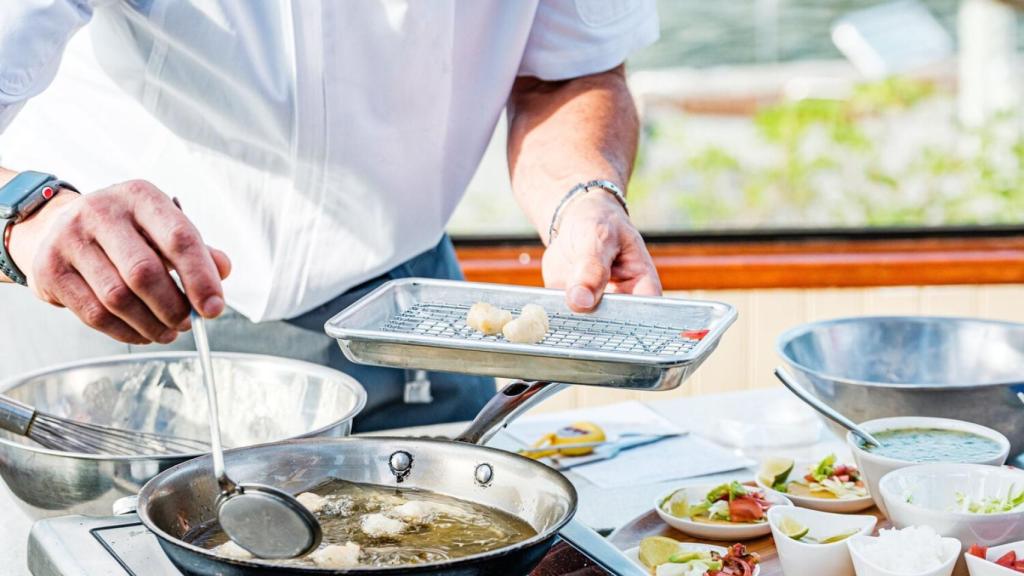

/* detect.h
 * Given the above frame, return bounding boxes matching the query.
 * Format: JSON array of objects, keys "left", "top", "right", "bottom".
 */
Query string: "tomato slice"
[
  {"left": 728, "top": 497, "right": 764, "bottom": 522},
  {"left": 996, "top": 550, "right": 1017, "bottom": 567},
  {"left": 968, "top": 544, "right": 988, "bottom": 558}
]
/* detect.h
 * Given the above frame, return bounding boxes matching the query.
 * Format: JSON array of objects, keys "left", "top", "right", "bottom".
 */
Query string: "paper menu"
[
  {"left": 506, "top": 401, "right": 756, "bottom": 489},
  {"left": 506, "top": 400, "right": 683, "bottom": 445}
]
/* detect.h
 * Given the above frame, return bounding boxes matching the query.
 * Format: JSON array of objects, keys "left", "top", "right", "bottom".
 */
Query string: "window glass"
[{"left": 449, "top": 0, "right": 1024, "bottom": 236}]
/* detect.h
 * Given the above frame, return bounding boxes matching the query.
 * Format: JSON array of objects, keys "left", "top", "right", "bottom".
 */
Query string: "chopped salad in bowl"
[
  {"left": 967, "top": 542, "right": 1024, "bottom": 574},
  {"left": 655, "top": 482, "right": 792, "bottom": 540},
  {"left": 955, "top": 486, "right": 1024, "bottom": 514},
  {"left": 756, "top": 454, "right": 873, "bottom": 513}
]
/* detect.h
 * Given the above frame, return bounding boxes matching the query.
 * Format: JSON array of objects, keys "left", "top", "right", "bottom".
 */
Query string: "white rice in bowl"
[{"left": 852, "top": 526, "right": 950, "bottom": 573}]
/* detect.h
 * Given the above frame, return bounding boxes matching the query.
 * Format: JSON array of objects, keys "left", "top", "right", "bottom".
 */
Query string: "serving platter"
[{"left": 609, "top": 505, "right": 892, "bottom": 575}]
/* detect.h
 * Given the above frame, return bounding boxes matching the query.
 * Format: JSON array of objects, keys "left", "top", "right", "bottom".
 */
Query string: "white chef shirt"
[{"left": 0, "top": 0, "right": 658, "bottom": 322}]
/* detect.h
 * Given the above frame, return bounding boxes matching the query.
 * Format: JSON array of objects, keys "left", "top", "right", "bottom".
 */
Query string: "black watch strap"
[{"left": 1, "top": 218, "right": 27, "bottom": 285}]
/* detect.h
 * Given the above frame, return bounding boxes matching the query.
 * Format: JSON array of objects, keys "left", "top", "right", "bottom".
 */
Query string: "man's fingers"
[
  {"left": 628, "top": 268, "right": 663, "bottom": 297},
  {"left": 69, "top": 243, "right": 175, "bottom": 343},
  {"left": 49, "top": 269, "right": 149, "bottom": 345},
  {"left": 209, "top": 247, "right": 232, "bottom": 280},
  {"left": 132, "top": 190, "right": 224, "bottom": 318},
  {"left": 93, "top": 224, "right": 191, "bottom": 330}
]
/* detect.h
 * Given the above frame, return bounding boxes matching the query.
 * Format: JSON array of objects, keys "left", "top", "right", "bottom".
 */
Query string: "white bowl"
[
  {"left": 847, "top": 417, "right": 1010, "bottom": 515},
  {"left": 848, "top": 532, "right": 960, "bottom": 576},
  {"left": 768, "top": 506, "right": 877, "bottom": 576},
  {"left": 756, "top": 459, "right": 875, "bottom": 513},
  {"left": 965, "top": 540, "right": 1024, "bottom": 576},
  {"left": 623, "top": 543, "right": 762, "bottom": 576},
  {"left": 879, "top": 464, "right": 1024, "bottom": 553},
  {"left": 654, "top": 483, "right": 793, "bottom": 540}
]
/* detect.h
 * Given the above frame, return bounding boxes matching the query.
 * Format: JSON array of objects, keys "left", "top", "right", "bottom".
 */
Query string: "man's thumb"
[{"left": 566, "top": 257, "right": 611, "bottom": 312}]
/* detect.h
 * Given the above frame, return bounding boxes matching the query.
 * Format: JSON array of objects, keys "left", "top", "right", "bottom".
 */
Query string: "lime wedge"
[
  {"left": 820, "top": 529, "right": 859, "bottom": 544},
  {"left": 759, "top": 457, "right": 795, "bottom": 489},
  {"left": 639, "top": 536, "right": 681, "bottom": 569},
  {"left": 661, "top": 489, "right": 691, "bottom": 518},
  {"left": 776, "top": 516, "right": 810, "bottom": 541}
]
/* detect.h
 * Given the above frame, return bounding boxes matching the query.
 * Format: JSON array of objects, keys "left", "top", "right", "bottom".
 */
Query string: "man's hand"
[
  {"left": 542, "top": 191, "right": 661, "bottom": 312},
  {"left": 6, "top": 180, "right": 231, "bottom": 344},
  {"left": 506, "top": 64, "right": 662, "bottom": 312}
]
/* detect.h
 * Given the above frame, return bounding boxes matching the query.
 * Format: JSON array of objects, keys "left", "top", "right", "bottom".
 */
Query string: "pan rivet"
[
  {"left": 474, "top": 463, "right": 493, "bottom": 486},
  {"left": 389, "top": 451, "right": 413, "bottom": 482}
]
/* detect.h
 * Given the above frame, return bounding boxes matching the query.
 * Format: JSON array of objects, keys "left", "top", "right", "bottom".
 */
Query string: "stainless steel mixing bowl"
[
  {"left": 778, "top": 316, "right": 1024, "bottom": 456},
  {"left": 0, "top": 352, "right": 367, "bottom": 519}
]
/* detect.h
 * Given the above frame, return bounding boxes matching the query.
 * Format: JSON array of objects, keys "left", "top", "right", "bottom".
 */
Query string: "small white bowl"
[
  {"left": 848, "top": 532, "right": 960, "bottom": 576},
  {"left": 965, "top": 540, "right": 1024, "bottom": 576},
  {"left": 756, "top": 459, "right": 874, "bottom": 513},
  {"left": 623, "top": 542, "right": 762, "bottom": 576},
  {"left": 879, "top": 463, "right": 1024, "bottom": 555},
  {"left": 847, "top": 417, "right": 1010, "bottom": 515},
  {"left": 654, "top": 483, "right": 793, "bottom": 540},
  {"left": 768, "top": 506, "right": 877, "bottom": 576}
]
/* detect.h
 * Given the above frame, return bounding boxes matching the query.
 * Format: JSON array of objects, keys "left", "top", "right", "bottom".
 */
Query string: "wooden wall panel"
[
  {"left": 979, "top": 285, "right": 1024, "bottom": 323},
  {"left": 456, "top": 236, "right": 1024, "bottom": 290}
]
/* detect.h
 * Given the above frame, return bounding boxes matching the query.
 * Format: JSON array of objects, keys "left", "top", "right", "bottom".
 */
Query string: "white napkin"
[
  {"left": 507, "top": 400, "right": 682, "bottom": 444},
  {"left": 507, "top": 401, "right": 755, "bottom": 489}
]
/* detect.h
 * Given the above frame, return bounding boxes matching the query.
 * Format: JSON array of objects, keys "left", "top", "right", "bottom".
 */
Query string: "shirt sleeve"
[
  {"left": 0, "top": 0, "right": 95, "bottom": 132},
  {"left": 518, "top": 0, "right": 659, "bottom": 80}
]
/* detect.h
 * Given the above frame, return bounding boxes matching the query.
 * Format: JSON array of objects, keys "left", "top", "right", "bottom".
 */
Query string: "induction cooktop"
[{"left": 28, "top": 514, "right": 636, "bottom": 576}]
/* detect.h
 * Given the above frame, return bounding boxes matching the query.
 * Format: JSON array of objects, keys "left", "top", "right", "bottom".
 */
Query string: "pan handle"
[{"left": 455, "top": 381, "right": 568, "bottom": 445}]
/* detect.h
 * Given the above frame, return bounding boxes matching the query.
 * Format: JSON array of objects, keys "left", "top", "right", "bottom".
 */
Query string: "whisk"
[{"left": 0, "top": 394, "right": 210, "bottom": 456}]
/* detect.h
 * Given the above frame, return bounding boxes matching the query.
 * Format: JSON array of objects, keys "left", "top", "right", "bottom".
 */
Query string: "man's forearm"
[{"left": 506, "top": 64, "right": 639, "bottom": 243}]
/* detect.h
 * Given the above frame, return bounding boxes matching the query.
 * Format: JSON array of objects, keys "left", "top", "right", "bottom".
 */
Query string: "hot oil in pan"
[{"left": 188, "top": 479, "right": 537, "bottom": 568}]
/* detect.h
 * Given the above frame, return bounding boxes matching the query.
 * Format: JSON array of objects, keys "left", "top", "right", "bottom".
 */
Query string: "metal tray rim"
[{"left": 324, "top": 278, "right": 738, "bottom": 367}]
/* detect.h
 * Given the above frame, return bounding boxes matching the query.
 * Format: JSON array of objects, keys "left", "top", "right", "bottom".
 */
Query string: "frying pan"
[{"left": 137, "top": 382, "right": 584, "bottom": 575}]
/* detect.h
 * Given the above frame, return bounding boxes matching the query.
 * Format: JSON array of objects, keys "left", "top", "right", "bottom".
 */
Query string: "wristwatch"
[{"left": 0, "top": 171, "right": 78, "bottom": 285}]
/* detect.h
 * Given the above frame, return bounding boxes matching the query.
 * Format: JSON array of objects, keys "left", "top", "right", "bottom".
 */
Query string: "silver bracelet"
[{"left": 547, "top": 179, "right": 629, "bottom": 244}]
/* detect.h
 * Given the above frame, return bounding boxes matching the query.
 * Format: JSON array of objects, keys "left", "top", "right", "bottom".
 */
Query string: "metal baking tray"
[{"left": 324, "top": 278, "right": 737, "bottom": 390}]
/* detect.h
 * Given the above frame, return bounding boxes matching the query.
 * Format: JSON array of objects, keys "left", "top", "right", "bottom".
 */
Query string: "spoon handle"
[
  {"left": 773, "top": 366, "right": 882, "bottom": 448},
  {"left": 169, "top": 198, "right": 233, "bottom": 492}
]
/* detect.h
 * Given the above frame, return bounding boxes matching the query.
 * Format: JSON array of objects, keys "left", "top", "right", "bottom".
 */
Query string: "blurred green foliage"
[{"left": 630, "top": 77, "right": 1024, "bottom": 229}]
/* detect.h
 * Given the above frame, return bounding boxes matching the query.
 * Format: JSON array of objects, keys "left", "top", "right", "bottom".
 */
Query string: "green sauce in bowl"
[{"left": 864, "top": 428, "right": 1003, "bottom": 463}]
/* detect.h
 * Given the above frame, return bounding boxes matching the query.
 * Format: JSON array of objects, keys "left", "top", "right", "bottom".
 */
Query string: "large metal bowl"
[
  {"left": 0, "top": 352, "right": 366, "bottom": 519},
  {"left": 778, "top": 316, "right": 1024, "bottom": 456}
]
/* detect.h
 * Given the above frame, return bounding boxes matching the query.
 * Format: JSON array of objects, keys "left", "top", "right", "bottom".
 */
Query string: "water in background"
[{"left": 630, "top": 0, "right": 1020, "bottom": 69}]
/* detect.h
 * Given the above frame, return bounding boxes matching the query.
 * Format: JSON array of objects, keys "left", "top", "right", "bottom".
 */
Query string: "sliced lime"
[
  {"left": 758, "top": 457, "right": 795, "bottom": 490},
  {"left": 820, "top": 529, "right": 859, "bottom": 544},
  {"left": 662, "top": 489, "right": 691, "bottom": 518},
  {"left": 639, "top": 536, "right": 681, "bottom": 569},
  {"left": 776, "top": 515, "right": 810, "bottom": 541}
]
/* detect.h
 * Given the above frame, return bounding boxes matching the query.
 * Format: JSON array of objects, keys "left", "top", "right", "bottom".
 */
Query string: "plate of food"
[
  {"left": 755, "top": 454, "right": 873, "bottom": 513},
  {"left": 655, "top": 482, "right": 792, "bottom": 540},
  {"left": 625, "top": 536, "right": 761, "bottom": 576}
]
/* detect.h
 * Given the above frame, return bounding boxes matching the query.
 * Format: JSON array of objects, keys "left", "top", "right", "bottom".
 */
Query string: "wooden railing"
[{"left": 454, "top": 228, "right": 1024, "bottom": 289}]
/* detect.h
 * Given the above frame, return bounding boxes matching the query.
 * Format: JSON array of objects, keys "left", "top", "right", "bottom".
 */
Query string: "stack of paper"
[{"left": 507, "top": 401, "right": 755, "bottom": 489}]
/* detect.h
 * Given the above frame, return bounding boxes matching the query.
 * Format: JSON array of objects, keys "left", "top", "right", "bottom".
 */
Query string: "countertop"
[{"left": 1, "top": 388, "right": 845, "bottom": 575}]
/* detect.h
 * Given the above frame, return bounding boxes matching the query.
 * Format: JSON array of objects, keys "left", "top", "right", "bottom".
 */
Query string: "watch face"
[{"left": 0, "top": 171, "right": 55, "bottom": 220}]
